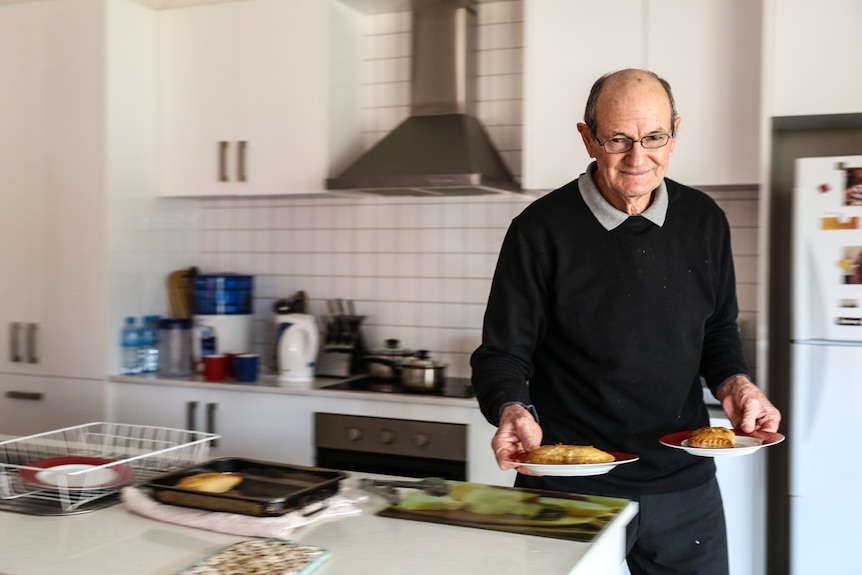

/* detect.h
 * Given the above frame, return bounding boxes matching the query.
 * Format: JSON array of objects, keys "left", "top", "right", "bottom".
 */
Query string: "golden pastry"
[
  {"left": 527, "top": 444, "right": 615, "bottom": 464},
  {"left": 175, "top": 472, "right": 243, "bottom": 493},
  {"left": 687, "top": 426, "right": 736, "bottom": 448}
]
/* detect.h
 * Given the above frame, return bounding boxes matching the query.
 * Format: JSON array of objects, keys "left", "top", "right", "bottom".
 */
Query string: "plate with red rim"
[
  {"left": 504, "top": 452, "right": 639, "bottom": 476},
  {"left": 17, "top": 456, "right": 135, "bottom": 491},
  {"left": 660, "top": 430, "right": 785, "bottom": 457}
]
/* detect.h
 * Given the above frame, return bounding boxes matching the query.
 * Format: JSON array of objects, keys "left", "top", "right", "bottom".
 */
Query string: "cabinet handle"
[
  {"left": 218, "top": 141, "right": 229, "bottom": 182},
  {"left": 26, "top": 322, "right": 39, "bottom": 364},
  {"left": 206, "top": 402, "right": 219, "bottom": 447},
  {"left": 186, "top": 400, "right": 198, "bottom": 431},
  {"left": 5, "top": 390, "right": 44, "bottom": 401},
  {"left": 237, "top": 140, "right": 247, "bottom": 182},
  {"left": 9, "top": 322, "right": 22, "bottom": 363}
]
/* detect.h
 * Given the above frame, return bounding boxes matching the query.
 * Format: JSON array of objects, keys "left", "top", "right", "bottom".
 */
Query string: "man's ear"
[{"left": 576, "top": 123, "right": 596, "bottom": 158}]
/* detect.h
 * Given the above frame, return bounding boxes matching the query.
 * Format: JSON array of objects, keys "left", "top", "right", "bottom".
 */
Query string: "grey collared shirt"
[{"left": 577, "top": 162, "right": 668, "bottom": 230}]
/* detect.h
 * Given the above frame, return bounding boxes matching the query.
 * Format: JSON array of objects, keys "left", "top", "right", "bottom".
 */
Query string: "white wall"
[{"left": 195, "top": 1, "right": 760, "bottom": 379}]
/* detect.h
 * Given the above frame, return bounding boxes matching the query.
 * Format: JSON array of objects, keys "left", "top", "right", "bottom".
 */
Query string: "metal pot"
[
  {"left": 399, "top": 350, "right": 447, "bottom": 392},
  {"left": 364, "top": 339, "right": 415, "bottom": 381}
]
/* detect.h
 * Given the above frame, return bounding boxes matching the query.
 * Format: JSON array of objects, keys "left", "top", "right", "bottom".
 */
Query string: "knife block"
[{"left": 315, "top": 334, "right": 366, "bottom": 378}]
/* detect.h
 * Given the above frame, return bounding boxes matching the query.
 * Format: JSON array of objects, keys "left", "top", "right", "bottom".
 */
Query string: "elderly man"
[{"left": 471, "top": 69, "right": 780, "bottom": 575}]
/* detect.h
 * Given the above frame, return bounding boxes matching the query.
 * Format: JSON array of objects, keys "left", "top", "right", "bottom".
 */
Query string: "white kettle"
[{"left": 275, "top": 313, "right": 319, "bottom": 383}]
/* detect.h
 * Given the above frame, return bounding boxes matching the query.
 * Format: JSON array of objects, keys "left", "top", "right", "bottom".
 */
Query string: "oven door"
[{"left": 314, "top": 413, "right": 467, "bottom": 481}]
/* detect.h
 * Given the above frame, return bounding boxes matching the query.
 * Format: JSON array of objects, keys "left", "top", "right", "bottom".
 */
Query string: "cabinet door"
[
  {"left": 646, "top": 0, "right": 761, "bottom": 186},
  {"left": 110, "top": 382, "right": 309, "bottom": 463},
  {"left": 157, "top": 0, "right": 330, "bottom": 197},
  {"left": 0, "top": 0, "right": 106, "bottom": 380},
  {"left": 158, "top": 2, "right": 239, "bottom": 197},
  {"left": 770, "top": 0, "right": 862, "bottom": 117},
  {"left": 522, "top": 0, "right": 643, "bottom": 191},
  {"left": 236, "top": 0, "right": 328, "bottom": 196}
]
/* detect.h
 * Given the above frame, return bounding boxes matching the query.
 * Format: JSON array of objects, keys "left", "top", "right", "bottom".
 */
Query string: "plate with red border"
[
  {"left": 504, "top": 452, "right": 639, "bottom": 476},
  {"left": 660, "top": 430, "right": 785, "bottom": 457},
  {"left": 17, "top": 456, "right": 135, "bottom": 490}
]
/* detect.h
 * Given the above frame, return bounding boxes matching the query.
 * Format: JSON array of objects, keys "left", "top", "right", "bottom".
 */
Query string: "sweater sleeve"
[
  {"left": 470, "top": 220, "right": 548, "bottom": 427},
  {"left": 699, "top": 210, "right": 752, "bottom": 394}
]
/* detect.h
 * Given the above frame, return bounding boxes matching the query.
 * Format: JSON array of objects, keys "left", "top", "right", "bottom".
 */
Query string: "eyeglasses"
[{"left": 595, "top": 133, "right": 672, "bottom": 154}]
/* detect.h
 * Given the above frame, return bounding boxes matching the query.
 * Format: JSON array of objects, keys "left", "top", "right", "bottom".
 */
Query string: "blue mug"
[{"left": 233, "top": 354, "right": 259, "bottom": 383}]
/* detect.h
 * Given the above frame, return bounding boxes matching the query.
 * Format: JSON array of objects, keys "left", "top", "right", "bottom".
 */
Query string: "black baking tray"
[{"left": 145, "top": 458, "right": 348, "bottom": 517}]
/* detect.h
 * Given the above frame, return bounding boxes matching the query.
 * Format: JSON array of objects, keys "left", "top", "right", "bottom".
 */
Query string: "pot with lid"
[
  {"left": 400, "top": 350, "right": 447, "bottom": 392},
  {"left": 364, "top": 339, "right": 415, "bottom": 380}
]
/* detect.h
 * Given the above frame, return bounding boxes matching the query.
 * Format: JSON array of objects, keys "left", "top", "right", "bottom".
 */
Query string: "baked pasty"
[
  {"left": 175, "top": 472, "right": 243, "bottom": 493},
  {"left": 688, "top": 426, "right": 736, "bottom": 448},
  {"left": 527, "top": 444, "right": 615, "bottom": 464}
]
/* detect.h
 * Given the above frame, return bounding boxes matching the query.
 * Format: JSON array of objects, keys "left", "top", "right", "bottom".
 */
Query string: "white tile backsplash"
[{"left": 197, "top": 1, "right": 760, "bottom": 377}]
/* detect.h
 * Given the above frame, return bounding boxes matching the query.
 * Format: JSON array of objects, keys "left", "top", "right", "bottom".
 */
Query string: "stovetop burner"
[{"left": 320, "top": 376, "right": 474, "bottom": 398}]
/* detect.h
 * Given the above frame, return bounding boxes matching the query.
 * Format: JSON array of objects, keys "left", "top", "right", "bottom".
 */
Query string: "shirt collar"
[{"left": 577, "top": 162, "right": 668, "bottom": 230}]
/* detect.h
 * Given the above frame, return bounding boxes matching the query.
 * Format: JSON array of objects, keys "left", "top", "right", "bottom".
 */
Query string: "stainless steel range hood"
[{"left": 326, "top": 0, "right": 520, "bottom": 196}]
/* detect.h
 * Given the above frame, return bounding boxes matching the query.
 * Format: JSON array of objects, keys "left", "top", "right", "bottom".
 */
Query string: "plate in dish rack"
[
  {"left": 504, "top": 452, "right": 639, "bottom": 476},
  {"left": 17, "top": 456, "right": 135, "bottom": 490},
  {"left": 660, "top": 430, "right": 785, "bottom": 457}
]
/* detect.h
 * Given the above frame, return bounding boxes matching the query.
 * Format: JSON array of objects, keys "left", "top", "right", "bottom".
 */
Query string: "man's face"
[{"left": 577, "top": 75, "right": 681, "bottom": 213}]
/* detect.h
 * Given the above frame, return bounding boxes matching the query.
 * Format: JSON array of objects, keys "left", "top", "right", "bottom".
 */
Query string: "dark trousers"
[{"left": 624, "top": 477, "right": 729, "bottom": 575}]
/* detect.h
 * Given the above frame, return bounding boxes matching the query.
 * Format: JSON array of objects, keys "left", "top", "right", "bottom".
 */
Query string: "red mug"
[{"left": 203, "top": 355, "right": 227, "bottom": 382}]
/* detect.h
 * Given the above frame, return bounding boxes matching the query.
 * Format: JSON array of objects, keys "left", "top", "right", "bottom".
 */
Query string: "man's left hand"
[{"left": 715, "top": 375, "right": 781, "bottom": 433}]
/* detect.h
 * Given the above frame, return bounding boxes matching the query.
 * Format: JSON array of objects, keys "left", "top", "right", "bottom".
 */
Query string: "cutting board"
[{"left": 377, "top": 480, "right": 629, "bottom": 542}]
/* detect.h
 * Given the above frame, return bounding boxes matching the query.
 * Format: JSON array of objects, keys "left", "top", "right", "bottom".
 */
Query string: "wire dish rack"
[{"left": 0, "top": 422, "right": 218, "bottom": 516}]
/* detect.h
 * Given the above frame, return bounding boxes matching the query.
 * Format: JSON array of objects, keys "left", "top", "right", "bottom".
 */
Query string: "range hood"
[{"left": 326, "top": 0, "right": 521, "bottom": 196}]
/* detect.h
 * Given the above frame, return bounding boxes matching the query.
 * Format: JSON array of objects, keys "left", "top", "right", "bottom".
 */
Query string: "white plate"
[
  {"left": 660, "top": 430, "right": 785, "bottom": 458},
  {"left": 505, "top": 452, "right": 639, "bottom": 477},
  {"left": 18, "top": 456, "right": 135, "bottom": 490}
]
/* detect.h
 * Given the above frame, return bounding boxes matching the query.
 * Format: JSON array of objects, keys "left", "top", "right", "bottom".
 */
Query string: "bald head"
[{"left": 584, "top": 69, "right": 678, "bottom": 136}]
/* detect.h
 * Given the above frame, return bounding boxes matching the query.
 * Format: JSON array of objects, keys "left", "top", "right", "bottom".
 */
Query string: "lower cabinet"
[
  {"left": 0, "top": 375, "right": 105, "bottom": 437},
  {"left": 109, "top": 380, "right": 314, "bottom": 464}
]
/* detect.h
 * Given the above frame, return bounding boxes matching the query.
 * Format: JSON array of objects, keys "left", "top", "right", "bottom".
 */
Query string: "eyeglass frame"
[{"left": 593, "top": 132, "right": 674, "bottom": 154}]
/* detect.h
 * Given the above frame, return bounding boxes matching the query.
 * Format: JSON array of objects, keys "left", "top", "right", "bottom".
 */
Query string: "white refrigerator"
[{"left": 790, "top": 156, "right": 862, "bottom": 575}]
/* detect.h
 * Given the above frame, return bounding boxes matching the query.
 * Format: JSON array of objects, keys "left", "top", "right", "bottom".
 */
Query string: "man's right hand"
[{"left": 492, "top": 404, "right": 543, "bottom": 474}]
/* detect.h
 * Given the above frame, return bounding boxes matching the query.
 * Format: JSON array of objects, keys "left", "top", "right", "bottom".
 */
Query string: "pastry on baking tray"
[
  {"left": 175, "top": 472, "right": 243, "bottom": 493},
  {"left": 527, "top": 444, "right": 615, "bottom": 464},
  {"left": 687, "top": 426, "right": 736, "bottom": 448}
]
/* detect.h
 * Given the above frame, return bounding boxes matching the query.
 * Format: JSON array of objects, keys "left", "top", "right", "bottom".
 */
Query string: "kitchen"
[{"left": 0, "top": 0, "right": 860, "bottom": 574}]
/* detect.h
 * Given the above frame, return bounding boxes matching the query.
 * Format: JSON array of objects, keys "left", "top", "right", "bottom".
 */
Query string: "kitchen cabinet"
[
  {"left": 766, "top": 0, "right": 862, "bottom": 117},
  {"left": 109, "top": 379, "right": 316, "bottom": 463},
  {"left": 522, "top": 0, "right": 761, "bottom": 191},
  {"left": 157, "top": 0, "right": 362, "bottom": 197},
  {"left": 0, "top": 0, "right": 199, "bottom": 432},
  {"left": 0, "top": 0, "right": 107, "bottom": 381}
]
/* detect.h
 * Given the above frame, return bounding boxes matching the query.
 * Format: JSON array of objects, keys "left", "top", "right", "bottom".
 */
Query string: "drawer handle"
[
  {"left": 218, "top": 141, "right": 229, "bottom": 182},
  {"left": 206, "top": 402, "right": 219, "bottom": 447},
  {"left": 5, "top": 390, "right": 44, "bottom": 401},
  {"left": 237, "top": 140, "right": 247, "bottom": 182},
  {"left": 186, "top": 400, "right": 198, "bottom": 431},
  {"left": 26, "top": 322, "right": 39, "bottom": 364},
  {"left": 9, "top": 322, "right": 22, "bottom": 363}
]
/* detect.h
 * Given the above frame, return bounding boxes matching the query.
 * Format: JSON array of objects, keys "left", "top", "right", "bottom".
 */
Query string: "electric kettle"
[{"left": 275, "top": 313, "right": 319, "bottom": 382}]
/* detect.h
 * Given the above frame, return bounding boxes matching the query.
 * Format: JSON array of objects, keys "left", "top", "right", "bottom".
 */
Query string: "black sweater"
[{"left": 470, "top": 176, "right": 750, "bottom": 495}]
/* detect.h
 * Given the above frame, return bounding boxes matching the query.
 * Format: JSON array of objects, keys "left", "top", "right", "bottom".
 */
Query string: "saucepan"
[
  {"left": 364, "top": 339, "right": 415, "bottom": 381},
  {"left": 399, "top": 350, "right": 447, "bottom": 392}
]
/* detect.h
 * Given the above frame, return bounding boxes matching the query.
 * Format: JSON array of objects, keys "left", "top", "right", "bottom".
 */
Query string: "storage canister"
[{"left": 158, "top": 318, "right": 193, "bottom": 377}]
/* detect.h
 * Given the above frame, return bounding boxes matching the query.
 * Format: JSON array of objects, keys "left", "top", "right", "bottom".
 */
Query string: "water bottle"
[
  {"left": 120, "top": 316, "right": 141, "bottom": 375},
  {"left": 138, "top": 316, "right": 160, "bottom": 373}
]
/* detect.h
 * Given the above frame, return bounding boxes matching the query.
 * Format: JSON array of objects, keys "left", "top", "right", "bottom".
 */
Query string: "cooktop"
[{"left": 319, "top": 376, "right": 474, "bottom": 399}]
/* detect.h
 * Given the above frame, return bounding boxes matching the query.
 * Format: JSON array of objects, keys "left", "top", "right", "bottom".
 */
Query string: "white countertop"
[
  {"left": 109, "top": 373, "right": 479, "bottom": 409},
  {"left": 0, "top": 473, "right": 637, "bottom": 575}
]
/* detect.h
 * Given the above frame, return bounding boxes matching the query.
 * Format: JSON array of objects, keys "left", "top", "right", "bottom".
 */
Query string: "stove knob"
[
  {"left": 412, "top": 433, "right": 430, "bottom": 448},
  {"left": 378, "top": 428, "right": 396, "bottom": 445},
  {"left": 347, "top": 427, "right": 363, "bottom": 442}
]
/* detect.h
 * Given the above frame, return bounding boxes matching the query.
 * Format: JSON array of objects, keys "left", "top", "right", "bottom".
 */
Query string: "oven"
[{"left": 314, "top": 413, "right": 468, "bottom": 481}]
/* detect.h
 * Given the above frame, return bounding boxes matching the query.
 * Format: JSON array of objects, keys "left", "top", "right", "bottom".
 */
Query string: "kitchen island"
[{"left": 0, "top": 473, "right": 637, "bottom": 575}]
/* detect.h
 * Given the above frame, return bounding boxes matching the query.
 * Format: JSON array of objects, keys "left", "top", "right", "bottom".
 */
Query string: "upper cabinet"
[
  {"left": 767, "top": 0, "right": 862, "bottom": 117},
  {"left": 522, "top": 0, "right": 761, "bottom": 191},
  {"left": 157, "top": 0, "right": 363, "bottom": 197}
]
